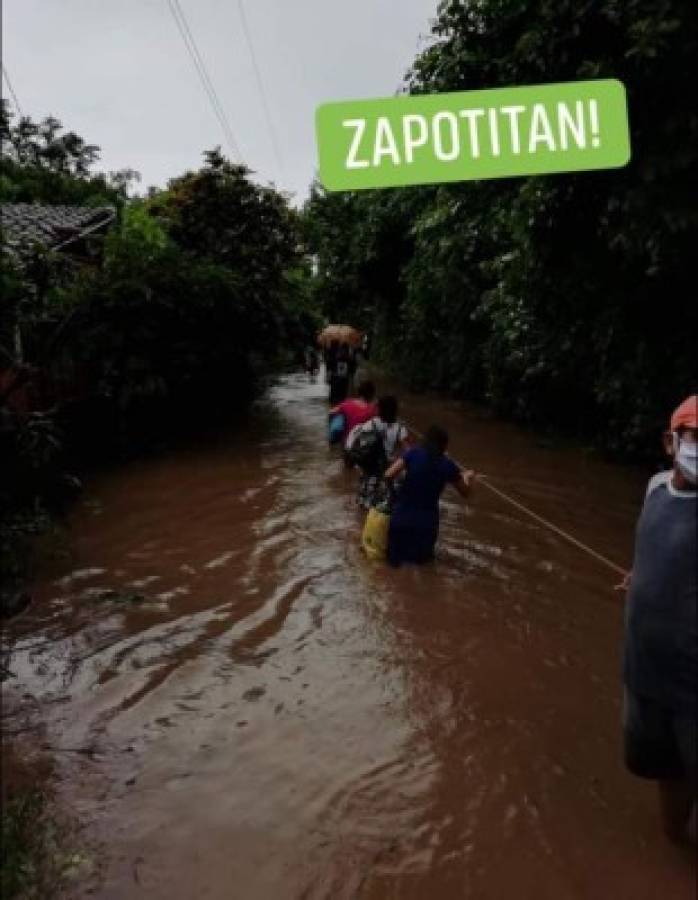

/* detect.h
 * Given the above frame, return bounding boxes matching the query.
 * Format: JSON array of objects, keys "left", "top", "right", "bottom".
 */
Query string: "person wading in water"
[
  {"left": 324, "top": 340, "right": 339, "bottom": 386},
  {"left": 330, "top": 379, "right": 377, "bottom": 464},
  {"left": 620, "top": 394, "right": 697, "bottom": 846},
  {"left": 328, "top": 343, "right": 351, "bottom": 405},
  {"left": 384, "top": 425, "right": 474, "bottom": 566},
  {"left": 348, "top": 395, "right": 409, "bottom": 511}
]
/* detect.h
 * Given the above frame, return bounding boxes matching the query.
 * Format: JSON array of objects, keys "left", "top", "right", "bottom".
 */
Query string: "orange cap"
[{"left": 670, "top": 395, "right": 698, "bottom": 431}]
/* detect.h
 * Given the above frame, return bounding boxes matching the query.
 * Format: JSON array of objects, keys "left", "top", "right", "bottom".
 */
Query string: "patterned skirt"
[{"left": 357, "top": 475, "right": 392, "bottom": 511}]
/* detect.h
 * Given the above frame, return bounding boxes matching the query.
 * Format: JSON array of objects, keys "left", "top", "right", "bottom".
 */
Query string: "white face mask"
[{"left": 673, "top": 432, "right": 698, "bottom": 484}]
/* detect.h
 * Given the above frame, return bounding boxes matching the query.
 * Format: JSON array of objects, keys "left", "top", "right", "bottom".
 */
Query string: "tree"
[{"left": 0, "top": 101, "right": 136, "bottom": 205}]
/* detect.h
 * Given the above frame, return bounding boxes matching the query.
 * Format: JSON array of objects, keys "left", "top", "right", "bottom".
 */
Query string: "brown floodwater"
[{"left": 3, "top": 372, "right": 696, "bottom": 898}]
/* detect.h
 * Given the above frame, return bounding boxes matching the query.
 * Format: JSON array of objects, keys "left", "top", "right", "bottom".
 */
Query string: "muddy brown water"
[{"left": 3, "top": 373, "right": 695, "bottom": 898}]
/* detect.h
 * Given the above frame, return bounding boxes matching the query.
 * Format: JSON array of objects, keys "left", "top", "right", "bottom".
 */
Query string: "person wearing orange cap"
[{"left": 621, "top": 394, "right": 697, "bottom": 845}]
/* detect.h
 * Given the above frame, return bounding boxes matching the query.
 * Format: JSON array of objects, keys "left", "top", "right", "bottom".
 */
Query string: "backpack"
[{"left": 347, "top": 420, "right": 388, "bottom": 475}]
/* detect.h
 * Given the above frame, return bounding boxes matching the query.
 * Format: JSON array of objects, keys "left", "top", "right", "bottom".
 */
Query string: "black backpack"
[{"left": 348, "top": 421, "right": 388, "bottom": 475}]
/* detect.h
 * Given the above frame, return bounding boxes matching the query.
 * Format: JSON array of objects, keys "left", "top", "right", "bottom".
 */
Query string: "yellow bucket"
[{"left": 361, "top": 506, "right": 390, "bottom": 561}]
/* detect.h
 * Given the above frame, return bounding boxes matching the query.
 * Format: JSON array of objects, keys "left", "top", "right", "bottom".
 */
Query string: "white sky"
[{"left": 4, "top": 0, "right": 437, "bottom": 203}]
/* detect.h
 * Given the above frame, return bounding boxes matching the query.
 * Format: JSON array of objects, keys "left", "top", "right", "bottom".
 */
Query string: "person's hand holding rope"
[{"left": 614, "top": 571, "right": 632, "bottom": 593}]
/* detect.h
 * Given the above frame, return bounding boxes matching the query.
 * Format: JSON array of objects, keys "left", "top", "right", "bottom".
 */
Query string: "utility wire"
[
  {"left": 169, "top": 0, "right": 242, "bottom": 160},
  {"left": 236, "top": 0, "right": 284, "bottom": 180},
  {"left": 170, "top": 0, "right": 240, "bottom": 158},
  {"left": 2, "top": 63, "right": 23, "bottom": 116},
  {"left": 166, "top": 0, "right": 243, "bottom": 163}
]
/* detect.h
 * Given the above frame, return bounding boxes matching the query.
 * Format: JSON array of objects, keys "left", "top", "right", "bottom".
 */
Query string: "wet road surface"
[{"left": 4, "top": 373, "right": 696, "bottom": 898}]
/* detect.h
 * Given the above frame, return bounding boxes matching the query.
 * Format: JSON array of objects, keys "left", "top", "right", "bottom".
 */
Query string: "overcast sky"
[{"left": 4, "top": 0, "right": 438, "bottom": 203}]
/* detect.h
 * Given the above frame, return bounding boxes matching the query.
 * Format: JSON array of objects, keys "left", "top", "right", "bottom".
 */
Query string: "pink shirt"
[{"left": 337, "top": 399, "right": 377, "bottom": 438}]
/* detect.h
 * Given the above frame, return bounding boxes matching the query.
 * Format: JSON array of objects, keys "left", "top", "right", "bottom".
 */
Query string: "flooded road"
[{"left": 4, "top": 373, "right": 695, "bottom": 898}]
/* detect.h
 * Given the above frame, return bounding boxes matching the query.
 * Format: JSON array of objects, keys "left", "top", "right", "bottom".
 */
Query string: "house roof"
[{"left": 1, "top": 203, "right": 116, "bottom": 258}]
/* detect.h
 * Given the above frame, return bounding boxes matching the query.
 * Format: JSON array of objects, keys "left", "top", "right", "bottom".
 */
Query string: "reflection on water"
[{"left": 4, "top": 373, "right": 694, "bottom": 899}]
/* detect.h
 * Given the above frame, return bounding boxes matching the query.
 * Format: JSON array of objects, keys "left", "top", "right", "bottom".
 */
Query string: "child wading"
[{"left": 621, "top": 394, "right": 697, "bottom": 846}]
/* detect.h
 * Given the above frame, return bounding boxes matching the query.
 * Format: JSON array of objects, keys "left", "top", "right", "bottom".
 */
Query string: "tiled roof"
[{"left": 1, "top": 203, "right": 116, "bottom": 256}]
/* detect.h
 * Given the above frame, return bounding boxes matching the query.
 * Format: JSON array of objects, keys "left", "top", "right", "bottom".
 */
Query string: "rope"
[
  {"left": 474, "top": 476, "right": 627, "bottom": 577},
  {"left": 403, "top": 419, "right": 628, "bottom": 578}
]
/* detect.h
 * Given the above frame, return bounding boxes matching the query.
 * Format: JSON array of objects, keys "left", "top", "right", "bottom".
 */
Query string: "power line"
[
  {"left": 170, "top": 0, "right": 241, "bottom": 160},
  {"left": 2, "top": 64, "right": 23, "bottom": 117},
  {"left": 166, "top": 0, "right": 243, "bottom": 163},
  {"left": 168, "top": 0, "right": 242, "bottom": 161},
  {"left": 236, "top": 0, "right": 284, "bottom": 181}
]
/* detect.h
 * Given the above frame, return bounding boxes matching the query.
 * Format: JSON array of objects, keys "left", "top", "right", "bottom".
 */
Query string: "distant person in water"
[
  {"left": 361, "top": 332, "right": 370, "bottom": 360},
  {"left": 324, "top": 340, "right": 339, "bottom": 385},
  {"left": 304, "top": 345, "right": 319, "bottom": 376},
  {"left": 330, "top": 379, "right": 377, "bottom": 460},
  {"left": 348, "top": 395, "right": 408, "bottom": 510},
  {"left": 328, "top": 342, "right": 351, "bottom": 405},
  {"left": 620, "top": 394, "right": 697, "bottom": 846},
  {"left": 384, "top": 425, "right": 474, "bottom": 566}
]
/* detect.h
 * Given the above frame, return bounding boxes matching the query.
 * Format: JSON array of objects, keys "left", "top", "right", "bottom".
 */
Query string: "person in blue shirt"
[
  {"left": 621, "top": 394, "right": 697, "bottom": 846},
  {"left": 384, "top": 425, "right": 475, "bottom": 566}
]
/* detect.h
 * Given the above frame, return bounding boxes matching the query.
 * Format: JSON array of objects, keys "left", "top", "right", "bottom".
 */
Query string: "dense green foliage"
[
  {"left": 0, "top": 102, "right": 137, "bottom": 206},
  {"left": 56, "top": 157, "right": 315, "bottom": 447},
  {"left": 0, "top": 776, "right": 85, "bottom": 898},
  {"left": 304, "top": 0, "right": 698, "bottom": 456},
  {"left": 1, "top": 115, "right": 316, "bottom": 442},
  {"left": 0, "top": 788, "right": 54, "bottom": 898}
]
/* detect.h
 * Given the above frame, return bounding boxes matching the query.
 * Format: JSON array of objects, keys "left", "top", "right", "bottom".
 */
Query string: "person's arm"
[
  {"left": 612, "top": 477, "right": 659, "bottom": 591},
  {"left": 396, "top": 424, "right": 411, "bottom": 453},
  {"left": 385, "top": 457, "right": 406, "bottom": 480},
  {"left": 452, "top": 468, "right": 475, "bottom": 498}
]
